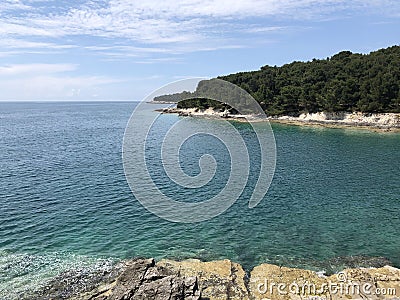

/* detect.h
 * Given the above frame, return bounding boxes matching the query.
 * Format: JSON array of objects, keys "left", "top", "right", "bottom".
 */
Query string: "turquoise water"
[{"left": 1, "top": 102, "right": 400, "bottom": 297}]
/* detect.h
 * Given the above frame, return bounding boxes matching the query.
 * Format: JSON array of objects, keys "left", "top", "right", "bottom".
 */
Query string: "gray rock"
[
  {"left": 99, "top": 258, "right": 200, "bottom": 300},
  {"left": 24, "top": 258, "right": 200, "bottom": 300}
]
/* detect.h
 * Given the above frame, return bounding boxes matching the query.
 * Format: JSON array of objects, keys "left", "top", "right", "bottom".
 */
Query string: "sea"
[{"left": 1, "top": 101, "right": 399, "bottom": 298}]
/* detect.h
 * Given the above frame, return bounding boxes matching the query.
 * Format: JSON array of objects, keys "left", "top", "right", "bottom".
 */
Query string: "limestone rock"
[
  {"left": 327, "top": 266, "right": 400, "bottom": 300},
  {"left": 96, "top": 258, "right": 200, "bottom": 300},
  {"left": 158, "top": 259, "right": 250, "bottom": 300},
  {"left": 250, "top": 263, "right": 400, "bottom": 300},
  {"left": 250, "top": 263, "right": 329, "bottom": 300}
]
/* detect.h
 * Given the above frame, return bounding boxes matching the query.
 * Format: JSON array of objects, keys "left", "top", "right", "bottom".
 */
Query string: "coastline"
[
  {"left": 31, "top": 257, "right": 400, "bottom": 300},
  {"left": 158, "top": 107, "right": 400, "bottom": 132}
]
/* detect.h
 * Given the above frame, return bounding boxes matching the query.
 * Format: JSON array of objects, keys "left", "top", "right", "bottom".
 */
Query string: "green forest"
[{"left": 154, "top": 45, "right": 400, "bottom": 116}]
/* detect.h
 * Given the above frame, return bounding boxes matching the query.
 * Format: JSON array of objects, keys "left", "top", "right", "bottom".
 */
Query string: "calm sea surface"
[{"left": 1, "top": 102, "right": 399, "bottom": 297}]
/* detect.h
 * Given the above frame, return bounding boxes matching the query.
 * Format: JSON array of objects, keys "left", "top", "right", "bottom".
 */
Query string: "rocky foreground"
[{"left": 28, "top": 258, "right": 400, "bottom": 300}]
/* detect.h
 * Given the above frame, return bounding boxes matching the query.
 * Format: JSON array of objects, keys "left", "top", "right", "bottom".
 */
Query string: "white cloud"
[
  {"left": 90, "top": 0, "right": 398, "bottom": 19},
  {"left": 131, "top": 57, "right": 184, "bottom": 64},
  {"left": 0, "top": 38, "right": 75, "bottom": 49},
  {"left": 0, "top": 63, "right": 122, "bottom": 100},
  {"left": 85, "top": 43, "right": 246, "bottom": 60},
  {"left": 0, "top": 74, "right": 122, "bottom": 100},
  {"left": 1, "top": 0, "right": 398, "bottom": 50},
  {"left": 0, "top": 38, "right": 77, "bottom": 58},
  {"left": 243, "top": 26, "right": 287, "bottom": 33},
  {"left": 0, "top": 63, "right": 78, "bottom": 76},
  {"left": 0, "top": 0, "right": 397, "bottom": 65},
  {"left": 0, "top": 0, "right": 32, "bottom": 12}
]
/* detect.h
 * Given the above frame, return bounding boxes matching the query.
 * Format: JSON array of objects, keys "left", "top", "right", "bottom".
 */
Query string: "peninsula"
[{"left": 155, "top": 46, "right": 400, "bottom": 131}]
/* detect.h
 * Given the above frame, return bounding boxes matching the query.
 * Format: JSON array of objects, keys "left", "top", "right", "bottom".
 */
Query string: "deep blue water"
[{"left": 1, "top": 102, "right": 399, "bottom": 297}]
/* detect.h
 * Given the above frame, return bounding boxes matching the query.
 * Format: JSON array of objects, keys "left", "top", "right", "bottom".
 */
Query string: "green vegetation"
[{"left": 154, "top": 46, "right": 400, "bottom": 116}]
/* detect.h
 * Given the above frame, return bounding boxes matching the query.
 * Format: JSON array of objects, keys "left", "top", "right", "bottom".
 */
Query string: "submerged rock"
[
  {"left": 267, "top": 255, "right": 394, "bottom": 276},
  {"left": 323, "top": 255, "right": 393, "bottom": 273},
  {"left": 23, "top": 259, "right": 125, "bottom": 300}
]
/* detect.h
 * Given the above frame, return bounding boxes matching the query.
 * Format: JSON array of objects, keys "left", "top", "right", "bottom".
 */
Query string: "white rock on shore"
[
  {"left": 279, "top": 112, "right": 400, "bottom": 128},
  {"left": 160, "top": 107, "right": 400, "bottom": 130}
]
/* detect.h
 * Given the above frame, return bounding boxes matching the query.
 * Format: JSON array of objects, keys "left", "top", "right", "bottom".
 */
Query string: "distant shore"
[{"left": 158, "top": 107, "right": 400, "bottom": 132}]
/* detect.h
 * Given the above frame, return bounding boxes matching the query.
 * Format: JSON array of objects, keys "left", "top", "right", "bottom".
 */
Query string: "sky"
[{"left": 0, "top": 0, "right": 399, "bottom": 101}]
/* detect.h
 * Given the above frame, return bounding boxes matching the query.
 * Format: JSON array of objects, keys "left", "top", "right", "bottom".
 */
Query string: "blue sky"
[{"left": 0, "top": 0, "right": 399, "bottom": 101}]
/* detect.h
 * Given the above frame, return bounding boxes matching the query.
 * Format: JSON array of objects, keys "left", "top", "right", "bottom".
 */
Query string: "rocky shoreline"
[
  {"left": 271, "top": 111, "right": 400, "bottom": 132},
  {"left": 26, "top": 258, "right": 400, "bottom": 300},
  {"left": 158, "top": 108, "right": 400, "bottom": 132}
]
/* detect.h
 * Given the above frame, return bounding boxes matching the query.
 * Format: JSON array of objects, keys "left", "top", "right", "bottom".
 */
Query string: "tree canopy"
[{"left": 154, "top": 46, "right": 400, "bottom": 116}]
